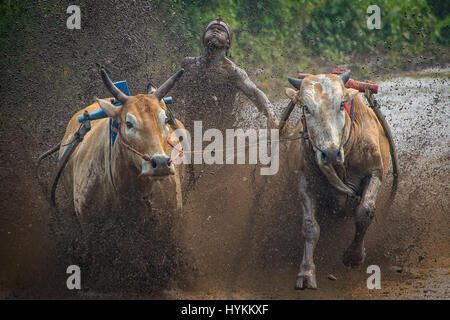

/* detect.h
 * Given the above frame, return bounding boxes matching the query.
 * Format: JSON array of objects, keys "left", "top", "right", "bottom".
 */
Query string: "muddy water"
[
  {"left": 171, "top": 70, "right": 449, "bottom": 299},
  {"left": 0, "top": 70, "right": 448, "bottom": 299}
]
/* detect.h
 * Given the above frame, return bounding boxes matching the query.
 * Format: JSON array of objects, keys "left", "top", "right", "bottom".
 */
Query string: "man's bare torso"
[{"left": 174, "top": 56, "right": 243, "bottom": 131}]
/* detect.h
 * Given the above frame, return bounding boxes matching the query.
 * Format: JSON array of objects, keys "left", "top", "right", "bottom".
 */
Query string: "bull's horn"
[
  {"left": 154, "top": 69, "right": 184, "bottom": 100},
  {"left": 288, "top": 77, "right": 302, "bottom": 90},
  {"left": 100, "top": 68, "right": 128, "bottom": 105},
  {"left": 338, "top": 70, "right": 351, "bottom": 85}
]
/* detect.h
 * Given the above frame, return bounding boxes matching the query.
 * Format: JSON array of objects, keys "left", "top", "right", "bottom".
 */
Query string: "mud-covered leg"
[
  {"left": 343, "top": 174, "right": 381, "bottom": 267},
  {"left": 296, "top": 175, "right": 320, "bottom": 289}
]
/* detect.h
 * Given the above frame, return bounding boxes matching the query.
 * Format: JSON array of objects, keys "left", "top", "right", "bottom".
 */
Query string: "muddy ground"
[
  {"left": 1, "top": 69, "right": 448, "bottom": 300},
  {"left": 0, "top": 2, "right": 449, "bottom": 299},
  {"left": 165, "top": 71, "right": 449, "bottom": 300}
]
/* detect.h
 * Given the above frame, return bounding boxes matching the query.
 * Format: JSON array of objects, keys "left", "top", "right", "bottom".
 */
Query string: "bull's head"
[
  {"left": 97, "top": 68, "right": 184, "bottom": 177},
  {"left": 285, "top": 73, "right": 359, "bottom": 194}
]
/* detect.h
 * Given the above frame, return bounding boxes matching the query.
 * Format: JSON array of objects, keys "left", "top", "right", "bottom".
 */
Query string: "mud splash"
[
  {"left": 0, "top": 13, "right": 448, "bottom": 299},
  {"left": 171, "top": 70, "right": 449, "bottom": 299}
]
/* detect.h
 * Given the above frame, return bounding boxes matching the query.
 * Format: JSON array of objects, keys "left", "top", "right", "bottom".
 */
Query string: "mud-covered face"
[
  {"left": 204, "top": 24, "right": 229, "bottom": 49},
  {"left": 97, "top": 94, "right": 175, "bottom": 177},
  {"left": 285, "top": 74, "right": 358, "bottom": 166}
]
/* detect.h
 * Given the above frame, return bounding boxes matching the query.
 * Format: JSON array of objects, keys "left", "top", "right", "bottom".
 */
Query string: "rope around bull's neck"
[{"left": 300, "top": 100, "right": 355, "bottom": 153}]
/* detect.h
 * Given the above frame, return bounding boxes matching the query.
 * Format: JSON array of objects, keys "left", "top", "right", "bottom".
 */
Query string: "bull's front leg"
[
  {"left": 343, "top": 174, "right": 381, "bottom": 267},
  {"left": 296, "top": 175, "right": 320, "bottom": 289}
]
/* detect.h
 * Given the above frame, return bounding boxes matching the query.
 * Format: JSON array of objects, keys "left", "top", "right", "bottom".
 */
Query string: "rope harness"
[
  {"left": 49, "top": 110, "right": 92, "bottom": 206},
  {"left": 108, "top": 120, "right": 184, "bottom": 206},
  {"left": 115, "top": 123, "right": 184, "bottom": 164},
  {"left": 298, "top": 100, "right": 354, "bottom": 152}
]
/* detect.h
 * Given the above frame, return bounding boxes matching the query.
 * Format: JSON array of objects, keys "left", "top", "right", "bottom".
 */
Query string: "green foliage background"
[
  {"left": 157, "top": 0, "right": 448, "bottom": 75},
  {"left": 1, "top": 0, "right": 448, "bottom": 92}
]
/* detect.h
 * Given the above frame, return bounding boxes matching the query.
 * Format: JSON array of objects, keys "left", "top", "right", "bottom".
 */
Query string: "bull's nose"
[
  {"left": 320, "top": 149, "right": 342, "bottom": 164},
  {"left": 150, "top": 155, "right": 172, "bottom": 175}
]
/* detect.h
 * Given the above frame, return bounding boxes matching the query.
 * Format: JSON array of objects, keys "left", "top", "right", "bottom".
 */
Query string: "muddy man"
[{"left": 174, "top": 16, "right": 278, "bottom": 132}]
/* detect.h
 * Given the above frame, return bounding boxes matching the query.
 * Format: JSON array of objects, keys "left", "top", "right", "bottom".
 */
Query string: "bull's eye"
[
  {"left": 159, "top": 110, "right": 170, "bottom": 137},
  {"left": 304, "top": 106, "right": 310, "bottom": 114},
  {"left": 340, "top": 102, "right": 345, "bottom": 111},
  {"left": 126, "top": 121, "right": 133, "bottom": 129}
]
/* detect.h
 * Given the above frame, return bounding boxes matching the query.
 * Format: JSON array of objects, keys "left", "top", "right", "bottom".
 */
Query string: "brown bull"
[
  {"left": 58, "top": 69, "right": 185, "bottom": 228},
  {"left": 284, "top": 72, "right": 398, "bottom": 289}
]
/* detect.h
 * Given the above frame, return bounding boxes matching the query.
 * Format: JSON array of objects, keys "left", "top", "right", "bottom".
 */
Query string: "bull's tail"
[
  {"left": 373, "top": 106, "right": 399, "bottom": 204},
  {"left": 35, "top": 142, "right": 61, "bottom": 197}
]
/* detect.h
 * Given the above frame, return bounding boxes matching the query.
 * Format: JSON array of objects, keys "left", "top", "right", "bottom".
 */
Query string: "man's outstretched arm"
[{"left": 234, "top": 66, "right": 279, "bottom": 128}]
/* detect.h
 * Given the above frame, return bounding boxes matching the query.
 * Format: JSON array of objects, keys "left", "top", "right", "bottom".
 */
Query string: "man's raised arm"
[{"left": 234, "top": 66, "right": 279, "bottom": 128}]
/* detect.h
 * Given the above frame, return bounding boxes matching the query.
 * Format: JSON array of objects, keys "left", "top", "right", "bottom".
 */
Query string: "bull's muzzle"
[
  {"left": 140, "top": 154, "right": 174, "bottom": 177},
  {"left": 320, "top": 148, "right": 343, "bottom": 165},
  {"left": 149, "top": 155, "right": 173, "bottom": 176}
]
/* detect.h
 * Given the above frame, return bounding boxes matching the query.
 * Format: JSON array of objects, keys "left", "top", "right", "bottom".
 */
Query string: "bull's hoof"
[
  {"left": 295, "top": 270, "right": 317, "bottom": 290},
  {"left": 343, "top": 245, "right": 366, "bottom": 267}
]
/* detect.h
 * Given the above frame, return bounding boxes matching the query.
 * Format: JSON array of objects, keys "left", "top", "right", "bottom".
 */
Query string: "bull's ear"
[
  {"left": 285, "top": 88, "right": 301, "bottom": 104},
  {"left": 343, "top": 88, "right": 359, "bottom": 103},
  {"left": 96, "top": 98, "right": 122, "bottom": 118},
  {"left": 285, "top": 88, "right": 296, "bottom": 99}
]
